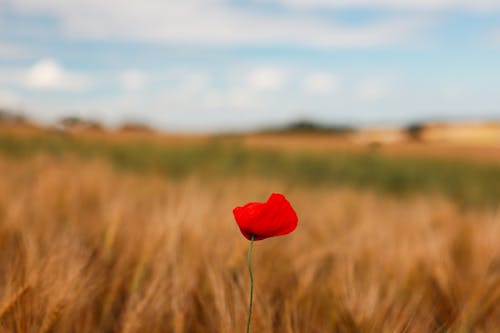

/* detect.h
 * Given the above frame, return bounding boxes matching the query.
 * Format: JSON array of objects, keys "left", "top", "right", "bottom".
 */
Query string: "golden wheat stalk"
[
  {"left": 0, "top": 285, "right": 31, "bottom": 320},
  {"left": 39, "top": 302, "right": 66, "bottom": 333}
]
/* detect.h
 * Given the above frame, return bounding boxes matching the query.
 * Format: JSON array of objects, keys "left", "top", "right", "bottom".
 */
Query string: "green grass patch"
[{"left": 1, "top": 131, "right": 500, "bottom": 208}]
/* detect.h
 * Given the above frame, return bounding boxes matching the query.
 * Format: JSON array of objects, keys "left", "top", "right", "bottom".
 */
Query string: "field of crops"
[{"left": 0, "top": 128, "right": 499, "bottom": 332}]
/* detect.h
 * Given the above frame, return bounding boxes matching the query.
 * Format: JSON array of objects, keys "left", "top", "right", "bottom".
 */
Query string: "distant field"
[{"left": 0, "top": 128, "right": 500, "bottom": 208}]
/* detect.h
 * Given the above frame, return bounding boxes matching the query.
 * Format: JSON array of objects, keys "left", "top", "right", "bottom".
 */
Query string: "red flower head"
[{"left": 233, "top": 193, "right": 298, "bottom": 241}]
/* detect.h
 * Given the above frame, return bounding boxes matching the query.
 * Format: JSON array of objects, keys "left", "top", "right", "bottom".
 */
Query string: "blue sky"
[{"left": 1, "top": 0, "right": 500, "bottom": 132}]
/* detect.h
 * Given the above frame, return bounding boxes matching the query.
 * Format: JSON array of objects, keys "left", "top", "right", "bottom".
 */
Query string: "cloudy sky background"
[{"left": 1, "top": 0, "right": 500, "bottom": 132}]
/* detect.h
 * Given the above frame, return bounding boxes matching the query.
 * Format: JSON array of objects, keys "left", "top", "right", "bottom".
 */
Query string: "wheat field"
[
  {"left": 0, "top": 154, "right": 500, "bottom": 333},
  {"left": 0, "top": 152, "right": 498, "bottom": 333}
]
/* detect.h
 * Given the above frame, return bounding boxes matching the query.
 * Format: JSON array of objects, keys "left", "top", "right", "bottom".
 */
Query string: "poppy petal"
[{"left": 233, "top": 193, "right": 298, "bottom": 240}]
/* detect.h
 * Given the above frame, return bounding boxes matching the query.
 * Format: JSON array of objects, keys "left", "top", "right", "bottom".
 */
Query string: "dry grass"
[
  {"left": 0, "top": 155, "right": 499, "bottom": 332},
  {"left": 243, "top": 134, "right": 500, "bottom": 165}
]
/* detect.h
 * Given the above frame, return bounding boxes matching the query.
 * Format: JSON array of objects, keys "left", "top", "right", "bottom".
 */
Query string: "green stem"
[{"left": 246, "top": 235, "right": 255, "bottom": 333}]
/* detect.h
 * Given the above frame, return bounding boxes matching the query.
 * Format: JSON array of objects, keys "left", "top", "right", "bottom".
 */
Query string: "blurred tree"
[
  {"left": 406, "top": 122, "right": 425, "bottom": 141},
  {"left": 0, "top": 109, "right": 27, "bottom": 124}
]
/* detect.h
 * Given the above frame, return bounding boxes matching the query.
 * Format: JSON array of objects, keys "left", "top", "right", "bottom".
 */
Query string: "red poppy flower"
[{"left": 233, "top": 193, "right": 298, "bottom": 241}]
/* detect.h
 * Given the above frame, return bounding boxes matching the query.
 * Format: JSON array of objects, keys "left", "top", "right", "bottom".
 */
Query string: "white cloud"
[
  {"left": 119, "top": 69, "right": 147, "bottom": 91},
  {"left": 247, "top": 67, "right": 287, "bottom": 91},
  {"left": 356, "top": 78, "right": 392, "bottom": 100},
  {"left": 23, "top": 58, "right": 91, "bottom": 91},
  {"left": 8, "top": 0, "right": 429, "bottom": 48},
  {"left": 25, "top": 59, "right": 64, "bottom": 89},
  {"left": 270, "top": 0, "right": 500, "bottom": 11},
  {"left": 303, "top": 72, "right": 340, "bottom": 95}
]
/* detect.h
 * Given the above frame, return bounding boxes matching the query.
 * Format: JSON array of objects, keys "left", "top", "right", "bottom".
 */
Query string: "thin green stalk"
[{"left": 246, "top": 234, "right": 255, "bottom": 333}]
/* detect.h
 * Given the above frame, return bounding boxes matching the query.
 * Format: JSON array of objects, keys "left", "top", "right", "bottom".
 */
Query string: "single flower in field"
[
  {"left": 233, "top": 193, "right": 298, "bottom": 241},
  {"left": 233, "top": 193, "right": 298, "bottom": 333}
]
